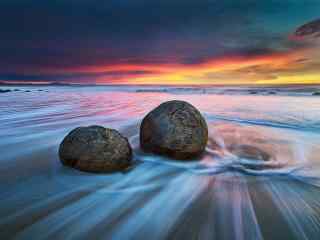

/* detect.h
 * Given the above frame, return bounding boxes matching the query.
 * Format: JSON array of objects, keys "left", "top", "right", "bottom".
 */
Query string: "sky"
[{"left": 1, "top": 0, "right": 320, "bottom": 85}]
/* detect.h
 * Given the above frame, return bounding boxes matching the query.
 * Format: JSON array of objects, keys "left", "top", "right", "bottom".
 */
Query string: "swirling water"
[{"left": 0, "top": 85, "right": 320, "bottom": 240}]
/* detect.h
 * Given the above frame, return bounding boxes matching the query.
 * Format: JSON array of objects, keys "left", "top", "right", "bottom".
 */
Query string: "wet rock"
[
  {"left": 0, "top": 89, "right": 11, "bottom": 93},
  {"left": 140, "top": 100, "right": 208, "bottom": 160},
  {"left": 136, "top": 89, "right": 168, "bottom": 93},
  {"left": 59, "top": 126, "right": 132, "bottom": 173},
  {"left": 229, "top": 144, "right": 271, "bottom": 161},
  {"left": 249, "top": 90, "right": 258, "bottom": 95}
]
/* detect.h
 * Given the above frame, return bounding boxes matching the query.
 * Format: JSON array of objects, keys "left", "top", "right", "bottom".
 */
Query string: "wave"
[
  {"left": 1, "top": 87, "right": 320, "bottom": 239},
  {"left": 206, "top": 114, "right": 320, "bottom": 132}
]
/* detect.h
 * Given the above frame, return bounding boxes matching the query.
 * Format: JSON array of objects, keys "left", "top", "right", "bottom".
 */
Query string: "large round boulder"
[
  {"left": 140, "top": 100, "right": 208, "bottom": 160},
  {"left": 59, "top": 126, "right": 132, "bottom": 173}
]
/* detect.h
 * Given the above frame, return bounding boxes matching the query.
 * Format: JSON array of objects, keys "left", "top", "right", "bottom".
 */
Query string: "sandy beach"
[{"left": 0, "top": 85, "right": 320, "bottom": 239}]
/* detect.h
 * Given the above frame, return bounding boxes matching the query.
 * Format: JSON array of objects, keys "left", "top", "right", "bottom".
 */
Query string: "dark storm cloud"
[
  {"left": 1, "top": 0, "right": 320, "bottom": 82},
  {"left": 295, "top": 18, "right": 320, "bottom": 37},
  {"left": 0, "top": 70, "right": 157, "bottom": 83}
]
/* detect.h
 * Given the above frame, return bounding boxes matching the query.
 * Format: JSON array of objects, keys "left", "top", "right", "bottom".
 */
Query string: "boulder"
[
  {"left": 59, "top": 126, "right": 132, "bottom": 173},
  {"left": 140, "top": 100, "right": 208, "bottom": 160}
]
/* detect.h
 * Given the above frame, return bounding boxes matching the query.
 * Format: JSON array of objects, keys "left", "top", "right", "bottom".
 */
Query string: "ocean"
[{"left": 0, "top": 85, "right": 320, "bottom": 239}]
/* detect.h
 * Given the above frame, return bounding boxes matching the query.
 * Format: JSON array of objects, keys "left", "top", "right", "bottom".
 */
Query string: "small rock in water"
[
  {"left": 59, "top": 126, "right": 132, "bottom": 173},
  {"left": 249, "top": 90, "right": 258, "bottom": 95},
  {"left": 140, "top": 100, "right": 208, "bottom": 160},
  {"left": 229, "top": 144, "right": 271, "bottom": 161},
  {"left": 0, "top": 89, "right": 11, "bottom": 93},
  {"left": 312, "top": 91, "right": 320, "bottom": 96}
]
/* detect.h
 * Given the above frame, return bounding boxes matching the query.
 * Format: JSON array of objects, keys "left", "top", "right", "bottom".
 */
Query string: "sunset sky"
[{"left": 1, "top": 0, "right": 320, "bottom": 85}]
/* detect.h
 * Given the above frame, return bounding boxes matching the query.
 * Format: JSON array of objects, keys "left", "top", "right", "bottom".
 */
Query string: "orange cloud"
[
  {"left": 89, "top": 49, "right": 319, "bottom": 85},
  {"left": 8, "top": 45, "right": 319, "bottom": 85}
]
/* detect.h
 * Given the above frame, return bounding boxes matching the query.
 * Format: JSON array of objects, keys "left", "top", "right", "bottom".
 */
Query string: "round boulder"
[
  {"left": 140, "top": 100, "right": 208, "bottom": 160},
  {"left": 59, "top": 126, "right": 132, "bottom": 173}
]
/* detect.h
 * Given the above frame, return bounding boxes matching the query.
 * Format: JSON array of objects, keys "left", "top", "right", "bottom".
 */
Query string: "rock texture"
[
  {"left": 140, "top": 100, "right": 208, "bottom": 160},
  {"left": 59, "top": 126, "right": 132, "bottom": 172}
]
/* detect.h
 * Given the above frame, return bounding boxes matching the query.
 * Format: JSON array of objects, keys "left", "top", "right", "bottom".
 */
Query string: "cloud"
[
  {"left": 203, "top": 57, "right": 320, "bottom": 83},
  {"left": 0, "top": 70, "right": 158, "bottom": 83},
  {"left": 295, "top": 18, "right": 320, "bottom": 38},
  {"left": 1, "top": 0, "right": 320, "bottom": 83}
]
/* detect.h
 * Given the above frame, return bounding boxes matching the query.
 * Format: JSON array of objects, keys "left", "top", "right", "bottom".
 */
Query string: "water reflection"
[{"left": 0, "top": 87, "right": 320, "bottom": 239}]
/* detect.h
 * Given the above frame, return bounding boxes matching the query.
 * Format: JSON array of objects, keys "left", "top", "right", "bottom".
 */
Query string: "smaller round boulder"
[
  {"left": 59, "top": 126, "right": 132, "bottom": 173},
  {"left": 140, "top": 100, "right": 208, "bottom": 160}
]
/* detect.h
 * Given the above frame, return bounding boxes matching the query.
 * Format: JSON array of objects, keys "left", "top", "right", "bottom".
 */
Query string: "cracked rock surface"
[
  {"left": 59, "top": 126, "right": 132, "bottom": 172},
  {"left": 140, "top": 100, "right": 208, "bottom": 160}
]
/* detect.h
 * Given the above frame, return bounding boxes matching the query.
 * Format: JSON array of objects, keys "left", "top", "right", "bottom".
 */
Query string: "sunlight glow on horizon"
[
  {"left": 2, "top": 42, "right": 320, "bottom": 85},
  {"left": 91, "top": 50, "right": 320, "bottom": 85}
]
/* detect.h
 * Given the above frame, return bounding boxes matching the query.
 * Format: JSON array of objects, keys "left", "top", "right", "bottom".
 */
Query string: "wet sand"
[{"left": 1, "top": 86, "right": 320, "bottom": 239}]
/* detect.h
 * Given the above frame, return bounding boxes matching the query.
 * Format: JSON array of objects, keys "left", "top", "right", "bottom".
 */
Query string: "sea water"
[{"left": 0, "top": 85, "right": 320, "bottom": 240}]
